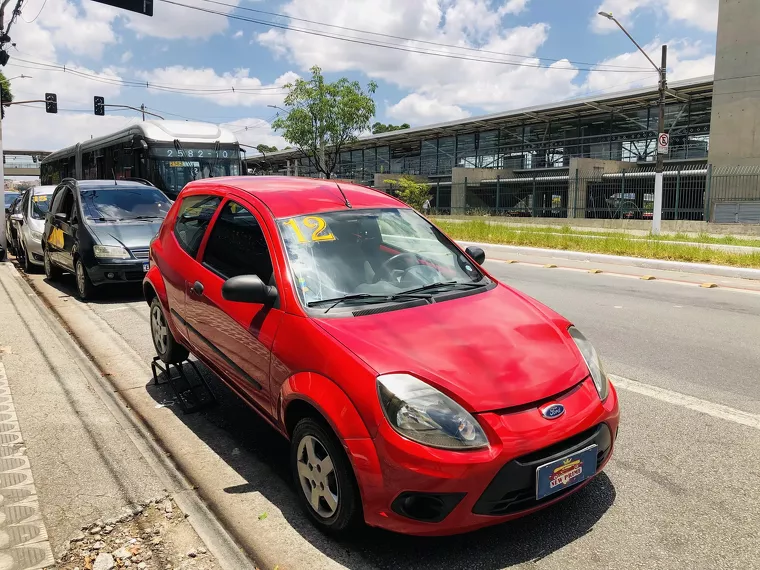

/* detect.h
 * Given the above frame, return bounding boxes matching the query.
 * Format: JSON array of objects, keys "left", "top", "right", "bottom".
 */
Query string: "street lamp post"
[
  {"left": 598, "top": 12, "right": 667, "bottom": 235},
  {"left": 0, "top": 74, "right": 32, "bottom": 261}
]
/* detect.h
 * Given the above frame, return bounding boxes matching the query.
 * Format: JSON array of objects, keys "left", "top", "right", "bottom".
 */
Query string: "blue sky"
[{"left": 3, "top": 0, "right": 718, "bottom": 152}]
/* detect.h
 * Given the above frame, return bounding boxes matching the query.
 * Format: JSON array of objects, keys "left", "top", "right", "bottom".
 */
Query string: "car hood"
[
  {"left": 314, "top": 285, "right": 588, "bottom": 413},
  {"left": 87, "top": 220, "right": 163, "bottom": 250}
]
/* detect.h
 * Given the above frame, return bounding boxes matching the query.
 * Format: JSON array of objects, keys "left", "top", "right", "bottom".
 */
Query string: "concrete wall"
[
  {"left": 567, "top": 158, "right": 637, "bottom": 218},
  {"left": 708, "top": 0, "right": 760, "bottom": 169},
  {"left": 450, "top": 167, "right": 514, "bottom": 213}
]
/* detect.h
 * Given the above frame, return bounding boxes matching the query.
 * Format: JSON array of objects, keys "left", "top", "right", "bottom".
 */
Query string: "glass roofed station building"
[{"left": 248, "top": 76, "right": 721, "bottom": 222}]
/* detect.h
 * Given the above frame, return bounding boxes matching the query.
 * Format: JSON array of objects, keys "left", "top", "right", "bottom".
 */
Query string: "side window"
[
  {"left": 59, "top": 188, "right": 75, "bottom": 221},
  {"left": 49, "top": 187, "right": 66, "bottom": 216},
  {"left": 203, "top": 201, "right": 274, "bottom": 283},
  {"left": 174, "top": 195, "right": 221, "bottom": 257}
]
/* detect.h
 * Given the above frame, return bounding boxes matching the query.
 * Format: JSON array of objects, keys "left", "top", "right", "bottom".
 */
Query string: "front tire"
[
  {"left": 150, "top": 297, "right": 189, "bottom": 364},
  {"left": 75, "top": 258, "right": 95, "bottom": 300},
  {"left": 44, "top": 248, "right": 62, "bottom": 280},
  {"left": 20, "top": 243, "right": 33, "bottom": 273},
  {"left": 291, "top": 417, "right": 362, "bottom": 534}
]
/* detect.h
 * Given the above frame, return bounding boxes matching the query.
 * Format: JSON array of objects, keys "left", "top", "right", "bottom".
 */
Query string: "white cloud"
[
  {"left": 121, "top": 51, "right": 133, "bottom": 63},
  {"left": 233, "top": 30, "right": 244, "bottom": 39},
  {"left": 582, "top": 39, "right": 715, "bottom": 95},
  {"left": 124, "top": 0, "right": 239, "bottom": 40},
  {"left": 258, "top": 0, "right": 581, "bottom": 115},
  {"left": 223, "top": 118, "right": 287, "bottom": 152},
  {"left": 135, "top": 66, "right": 298, "bottom": 107},
  {"left": 387, "top": 93, "right": 470, "bottom": 124},
  {"left": 592, "top": 0, "right": 718, "bottom": 33}
]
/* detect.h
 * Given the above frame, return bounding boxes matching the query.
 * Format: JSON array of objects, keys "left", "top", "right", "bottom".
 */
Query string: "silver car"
[{"left": 11, "top": 185, "right": 56, "bottom": 272}]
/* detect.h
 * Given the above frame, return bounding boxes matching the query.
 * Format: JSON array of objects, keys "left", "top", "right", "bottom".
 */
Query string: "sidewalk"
[{"left": 0, "top": 263, "right": 228, "bottom": 569}]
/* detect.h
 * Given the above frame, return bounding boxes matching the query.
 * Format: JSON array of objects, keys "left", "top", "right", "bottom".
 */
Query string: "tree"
[
  {"left": 385, "top": 177, "right": 431, "bottom": 212},
  {"left": 372, "top": 122, "right": 410, "bottom": 134},
  {"left": 272, "top": 66, "right": 377, "bottom": 179},
  {"left": 255, "top": 144, "right": 278, "bottom": 154},
  {"left": 0, "top": 71, "right": 13, "bottom": 119}
]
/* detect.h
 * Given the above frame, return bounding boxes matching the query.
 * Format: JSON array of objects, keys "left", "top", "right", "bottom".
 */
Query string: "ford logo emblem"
[{"left": 540, "top": 403, "right": 565, "bottom": 420}]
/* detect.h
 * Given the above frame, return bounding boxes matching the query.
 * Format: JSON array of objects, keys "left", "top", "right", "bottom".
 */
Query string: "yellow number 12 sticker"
[{"left": 284, "top": 216, "right": 336, "bottom": 243}]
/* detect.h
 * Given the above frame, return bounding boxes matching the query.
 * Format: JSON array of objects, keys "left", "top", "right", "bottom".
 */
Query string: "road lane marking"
[{"left": 610, "top": 374, "right": 760, "bottom": 431}]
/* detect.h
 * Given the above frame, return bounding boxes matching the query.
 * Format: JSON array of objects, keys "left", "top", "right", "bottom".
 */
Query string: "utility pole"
[
  {"left": 654, "top": 45, "right": 667, "bottom": 235},
  {"left": 598, "top": 12, "right": 668, "bottom": 235}
]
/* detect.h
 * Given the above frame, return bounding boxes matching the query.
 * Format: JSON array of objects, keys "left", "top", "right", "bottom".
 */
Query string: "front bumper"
[
  {"left": 86, "top": 259, "right": 150, "bottom": 286},
  {"left": 25, "top": 234, "right": 45, "bottom": 265},
  {"left": 350, "top": 377, "right": 620, "bottom": 536}
]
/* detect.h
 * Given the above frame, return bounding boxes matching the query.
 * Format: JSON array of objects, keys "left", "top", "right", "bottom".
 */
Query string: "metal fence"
[{"left": 423, "top": 166, "right": 760, "bottom": 224}]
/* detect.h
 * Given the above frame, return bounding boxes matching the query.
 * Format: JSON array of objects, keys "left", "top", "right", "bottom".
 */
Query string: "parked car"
[
  {"left": 10, "top": 185, "right": 56, "bottom": 272},
  {"left": 4, "top": 192, "right": 24, "bottom": 256},
  {"left": 43, "top": 178, "right": 172, "bottom": 299},
  {"left": 3, "top": 190, "right": 21, "bottom": 214},
  {"left": 143, "top": 177, "right": 620, "bottom": 536}
]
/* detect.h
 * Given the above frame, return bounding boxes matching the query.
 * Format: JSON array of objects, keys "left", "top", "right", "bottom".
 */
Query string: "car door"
[
  {"left": 184, "top": 196, "right": 284, "bottom": 417},
  {"left": 164, "top": 193, "right": 223, "bottom": 341},
  {"left": 45, "top": 184, "right": 74, "bottom": 268},
  {"left": 57, "top": 186, "right": 79, "bottom": 271}
]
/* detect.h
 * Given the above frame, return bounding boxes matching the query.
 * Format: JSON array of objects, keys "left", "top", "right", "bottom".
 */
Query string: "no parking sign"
[{"left": 657, "top": 132, "right": 669, "bottom": 154}]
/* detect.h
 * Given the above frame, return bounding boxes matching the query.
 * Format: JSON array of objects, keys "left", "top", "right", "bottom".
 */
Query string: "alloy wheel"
[
  {"left": 151, "top": 304, "right": 169, "bottom": 355},
  {"left": 296, "top": 434, "right": 339, "bottom": 519}
]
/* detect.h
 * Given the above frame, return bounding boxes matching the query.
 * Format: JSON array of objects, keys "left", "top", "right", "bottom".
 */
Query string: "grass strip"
[
  {"left": 434, "top": 218, "right": 760, "bottom": 248},
  {"left": 437, "top": 219, "right": 760, "bottom": 269}
]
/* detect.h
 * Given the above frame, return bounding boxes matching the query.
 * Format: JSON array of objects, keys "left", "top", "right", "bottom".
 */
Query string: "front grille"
[
  {"left": 472, "top": 423, "right": 612, "bottom": 516},
  {"left": 131, "top": 248, "right": 150, "bottom": 260}
]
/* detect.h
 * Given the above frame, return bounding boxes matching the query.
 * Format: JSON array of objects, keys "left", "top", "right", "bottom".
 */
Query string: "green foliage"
[
  {"left": 272, "top": 66, "right": 377, "bottom": 179},
  {"left": 385, "top": 177, "right": 431, "bottom": 212},
  {"left": 255, "top": 144, "right": 278, "bottom": 154},
  {"left": 0, "top": 72, "right": 13, "bottom": 119},
  {"left": 372, "top": 122, "right": 410, "bottom": 134}
]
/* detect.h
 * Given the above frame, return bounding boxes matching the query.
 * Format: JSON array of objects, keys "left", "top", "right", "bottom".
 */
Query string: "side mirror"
[
  {"left": 55, "top": 212, "right": 68, "bottom": 221},
  {"left": 222, "top": 274, "right": 277, "bottom": 304},
  {"left": 465, "top": 246, "right": 486, "bottom": 265},
  {"left": 10, "top": 213, "right": 22, "bottom": 223}
]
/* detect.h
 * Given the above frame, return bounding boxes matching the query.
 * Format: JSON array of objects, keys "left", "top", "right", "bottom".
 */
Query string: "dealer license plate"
[
  {"left": 142, "top": 262, "right": 150, "bottom": 272},
  {"left": 536, "top": 444, "right": 597, "bottom": 500}
]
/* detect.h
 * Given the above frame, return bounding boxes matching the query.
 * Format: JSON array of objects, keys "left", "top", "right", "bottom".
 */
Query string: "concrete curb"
[
  {"left": 457, "top": 241, "right": 760, "bottom": 281},
  {"left": 12, "top": 267, "right": 256, "bottom": 570}
]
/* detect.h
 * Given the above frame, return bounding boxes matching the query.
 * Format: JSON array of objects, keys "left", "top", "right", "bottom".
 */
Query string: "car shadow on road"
[
  {"left": 36, "top": 272, "right": 145, "bottom": 304},
  {"left": 145, "top": 360, "right": 617, "bottom": 570}
]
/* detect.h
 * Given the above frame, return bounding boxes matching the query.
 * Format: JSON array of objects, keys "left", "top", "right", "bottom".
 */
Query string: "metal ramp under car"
[{"left": 151, "top": 357, "right": 216, "bottom": 414}]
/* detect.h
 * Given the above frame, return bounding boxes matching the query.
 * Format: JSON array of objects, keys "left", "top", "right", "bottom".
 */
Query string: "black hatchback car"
[{"left": 43, "top": 178, "right": 172, "bottom": 299}]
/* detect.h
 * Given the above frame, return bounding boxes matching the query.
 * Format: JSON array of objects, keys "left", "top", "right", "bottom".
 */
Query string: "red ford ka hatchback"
[{"left": 143, "top": 176, "right": 619, "bottom": 536}]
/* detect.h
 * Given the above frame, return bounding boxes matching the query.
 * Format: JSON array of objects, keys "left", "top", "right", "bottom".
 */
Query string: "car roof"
[
  {"left": 32, "top": 185, "right": 57, "bottom": 194},
  {"left": 184, "top": 176, "right": 406, "bottom": 218},
  {"left": 70, "top": 179, "right": 159, "bottom": 192}
]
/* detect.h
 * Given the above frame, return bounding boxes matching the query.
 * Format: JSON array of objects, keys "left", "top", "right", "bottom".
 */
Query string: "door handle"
[{"left": 192, "top": 281, "right": 204, "bottom": 296}]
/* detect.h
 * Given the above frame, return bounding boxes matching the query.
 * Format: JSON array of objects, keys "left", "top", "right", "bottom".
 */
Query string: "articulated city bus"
[{"left": 41, "top": 121, "right": 243, "bottom": 199}]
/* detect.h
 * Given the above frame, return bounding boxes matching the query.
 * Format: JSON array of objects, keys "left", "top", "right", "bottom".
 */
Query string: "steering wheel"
[{"left": 377, "top": 252, "right": 420, "bottom": 281}]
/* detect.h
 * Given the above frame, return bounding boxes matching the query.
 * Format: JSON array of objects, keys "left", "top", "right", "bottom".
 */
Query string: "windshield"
[
  {"left": 153, "top": 158, "right": 240, "bottom": 198},
  {"left": 31, "top": 191, "right": 53, "bottom": 220},
  {"left": 277, "top": 208, "right": 485, "bottom": 308},
  {"left": 80, "top": 187, "right": 172, "bottom": 221},
  {"left": 4, "top": 193, "right": 20, "bottom": 207}
]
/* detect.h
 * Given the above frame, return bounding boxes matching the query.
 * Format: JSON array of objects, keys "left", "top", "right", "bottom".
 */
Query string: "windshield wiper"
[
  {"left": 89, "top": 216, "right": 119, "bottom": 222},
  {"left": 308, "top": 292, "right": 431, "bottom": 313},
  {"left": 400, "top": 281, "right": 487, "bottom": 295},
  {"left": 130, "top": 215, "right": 164, "bottom": 220}
]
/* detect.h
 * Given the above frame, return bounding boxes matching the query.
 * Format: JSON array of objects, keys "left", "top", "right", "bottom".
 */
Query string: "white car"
[{"left": 11, "top": 185, "right": 56, "bottom": 272}]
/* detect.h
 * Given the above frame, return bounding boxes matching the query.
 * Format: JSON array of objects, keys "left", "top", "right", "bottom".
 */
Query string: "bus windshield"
[{"left": 152, "top": 157, "right": 240, "bottom": 198}]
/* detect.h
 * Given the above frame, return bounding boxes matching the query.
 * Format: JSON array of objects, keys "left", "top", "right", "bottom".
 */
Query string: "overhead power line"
[
  {"left": 20, "top": 0, "right": 46, "bottom": 23},
  {"left": 157, "top": 0, "right": 655, "bottom": 74},
  {"left": 6, "top": 55, "right": 290, "bottom": 95},
  {"left": 199, "top": 0, "right": 652, "bottom": 72}
]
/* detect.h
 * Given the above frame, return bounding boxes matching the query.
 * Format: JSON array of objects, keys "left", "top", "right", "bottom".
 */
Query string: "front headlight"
[
  {"left": 30, "top": 230, "right": 43, "bottom": 242},
  {"left": 93, "top": 245, "right": 131, "bottom": 259},
  {"left": 377, "top": 374, "right": 488, "bottom": 450},
  {"left": 569, "top": 327, "right": 609, "bottom": 401}
]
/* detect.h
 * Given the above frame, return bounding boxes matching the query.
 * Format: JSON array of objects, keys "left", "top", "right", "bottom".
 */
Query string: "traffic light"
[
  {"left": 94, "top": 96, "right": 105, "bottom": 116},
  {"left": 45, "top": 93, "right": 57, "bottom": 114},
  {"left": 0, "top": 50, "right": 9, "bottom": 66}
]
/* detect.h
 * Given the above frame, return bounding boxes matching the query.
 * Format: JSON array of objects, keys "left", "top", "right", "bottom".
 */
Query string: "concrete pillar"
[{"left": 708, "top": 0, "right": 760, "bottom": 169}]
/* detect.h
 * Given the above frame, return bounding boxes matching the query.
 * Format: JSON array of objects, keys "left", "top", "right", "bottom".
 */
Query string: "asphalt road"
[{"left": 22, "top": 262, "right": 760, "bottom": 570}]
